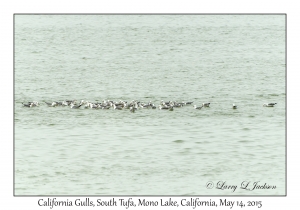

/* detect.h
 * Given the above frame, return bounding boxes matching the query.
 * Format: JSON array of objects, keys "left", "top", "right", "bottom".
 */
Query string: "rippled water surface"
[{"left": 14, "top": 15, "right": 285, "bottom": 195}]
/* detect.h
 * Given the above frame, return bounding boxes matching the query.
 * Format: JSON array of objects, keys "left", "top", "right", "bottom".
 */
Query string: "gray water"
[{"left": 14, "top": 15, "right": 286, "bottom": 195}]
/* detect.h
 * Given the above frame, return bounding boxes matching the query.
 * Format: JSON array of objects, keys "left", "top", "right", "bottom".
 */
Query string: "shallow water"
[{"left": 14, "top": 15, "right": 285, "bottom": 195}]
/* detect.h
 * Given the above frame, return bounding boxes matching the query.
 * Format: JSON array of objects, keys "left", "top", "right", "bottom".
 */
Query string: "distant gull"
[
  {"left": 263, "top": 103, "right": 277, "bottom": 107},
  {"left": 159, "top": 105, "right": 170, "bottom": 110},
  {"left": 202, "top": 102, "right": 210, "bottom": 107},
  {"left": 172, "top": 103, "right": 183, "bottom": 108},
  {"left": 22, "top": 102, "right": 39, "bottom": 107},
  {"left": 22, "top": 102, "right": 33, "bottom": 108},
  {"left": 140, "top": 104, "right": 151, "bottom": 108},
  {"left": 101, "top": 105, "right": 111, "bottom": 109},
  {"left": 184, "top": 101, "right": 193, "bottom": 105},
  {"left": 130, "top": 106, "right": 137, "bottom": 113},
  {"left": 233, "top": 104, "right": 237, "bottom": 109},
  {"left": 151, "top": 104, "right": 157, "bottom": 109},
  {"left": 70, "top": 102, "right": 83, "bottom": 109},
  {"left": 45, "top": 101, "right": 58, "bottom": 107},
  {"left": 194, "top": 105, "right": 203, "bottom": 109},
  {"left": 113, "top": 104, "right": 123, "bottom": 110}
]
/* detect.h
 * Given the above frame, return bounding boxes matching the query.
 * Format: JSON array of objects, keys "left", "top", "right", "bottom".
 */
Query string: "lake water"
[{"left": 14, "top": 15, "right": 286, "bottom": 195}]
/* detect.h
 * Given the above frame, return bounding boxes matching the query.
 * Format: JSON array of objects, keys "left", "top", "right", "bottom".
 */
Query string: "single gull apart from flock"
[
  {"left": 263, "top": 103, "right": 277, "bottom": 107},
  {"left": 202, "top": 102, "right": 210, "bottom": 107},
  {"left": 232, "top": 104, "right": 237, "bottom": 109}
]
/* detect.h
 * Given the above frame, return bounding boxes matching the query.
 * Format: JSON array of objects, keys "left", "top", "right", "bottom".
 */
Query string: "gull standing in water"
[{"left": 232, "top": 104, "right": 237, "bottom": 109}]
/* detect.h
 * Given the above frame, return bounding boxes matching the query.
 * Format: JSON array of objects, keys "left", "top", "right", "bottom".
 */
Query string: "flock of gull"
[{"left": 21, "top": 100, "right": 277, "bottom": 112}]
